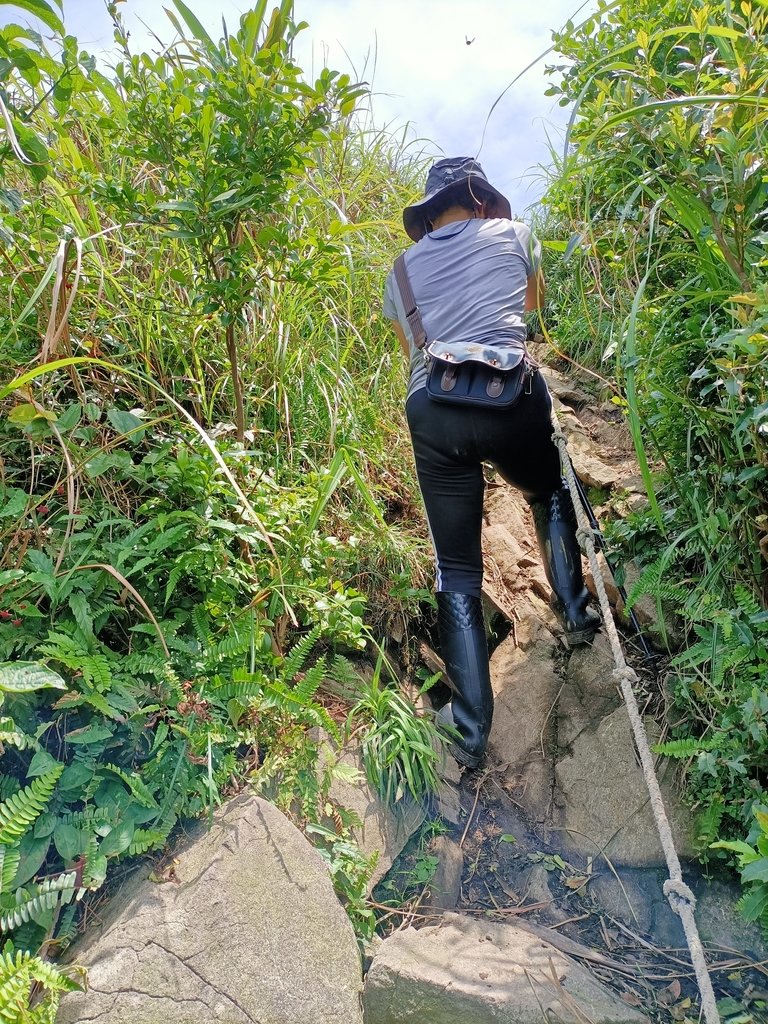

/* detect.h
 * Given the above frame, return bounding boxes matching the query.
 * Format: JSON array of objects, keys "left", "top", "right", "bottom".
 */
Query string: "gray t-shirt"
[{"left": 383, "top": 217, "right": 541, "bottom": 400}]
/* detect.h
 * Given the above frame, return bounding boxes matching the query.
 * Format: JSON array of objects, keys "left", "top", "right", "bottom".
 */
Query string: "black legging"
[{"left": 405, "top": 370, "right": 561, "bottom": 597}]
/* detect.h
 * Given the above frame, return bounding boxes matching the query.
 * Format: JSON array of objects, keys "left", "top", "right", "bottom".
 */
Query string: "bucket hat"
[{"left": 403, "top": 157, "right": 512, "bottom": 241}]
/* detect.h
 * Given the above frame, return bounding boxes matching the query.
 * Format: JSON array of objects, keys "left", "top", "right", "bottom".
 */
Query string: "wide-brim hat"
[{"left": 403, "top": 157, "right": 512, "bottom": 241}]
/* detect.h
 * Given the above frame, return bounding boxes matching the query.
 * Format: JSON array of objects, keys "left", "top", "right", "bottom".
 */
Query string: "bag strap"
[{"left": 393, "top": 253, "right": 427, "bottom": 350}]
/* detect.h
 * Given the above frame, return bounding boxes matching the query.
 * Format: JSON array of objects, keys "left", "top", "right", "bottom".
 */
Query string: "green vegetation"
[
  {"left": 1, "top": 0, "right": 767, "bottom": 1016},
  {"left": 0, "top": 0, "right": 439, "bottom": 1015},
  {"left": 540, "top": 0, "right": 767, "bottom": 926}
]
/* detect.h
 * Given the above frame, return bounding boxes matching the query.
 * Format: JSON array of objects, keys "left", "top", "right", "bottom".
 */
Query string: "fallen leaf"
[
  {"left": 621, "top": 991, "right": 643, "bottom": 1007},
  {"left": 564, "top": 875, "right": 591, "bottom": 890}
]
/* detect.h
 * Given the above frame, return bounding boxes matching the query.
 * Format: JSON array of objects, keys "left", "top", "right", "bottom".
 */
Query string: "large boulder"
[
  {"left": 58, "top": 795, "right": 363, "bottom": 1024},
  {"left": 363, "top": 913, "right": 648, "bottom": 1024},
  {"left": 554, "top": 705, "right": 695, "bottom": 866}
]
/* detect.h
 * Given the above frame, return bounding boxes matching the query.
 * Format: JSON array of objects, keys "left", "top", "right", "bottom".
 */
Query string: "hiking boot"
[
  {"left": 437, "top": 591, "right": 493, "bottom": 768},
  {"left": 531, "top": 483, "right": 601, "bottom": 646}
]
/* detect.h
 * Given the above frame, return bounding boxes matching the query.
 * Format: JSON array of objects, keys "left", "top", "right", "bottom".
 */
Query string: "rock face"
[
  {"left": 363, "top": 913, "right": 648, "bottom": 1024},
  {"left": 58, "top": 795, "right": 363, "bottom": 1024},
  {"left": 481, "top": 479, "right": 694, "bottom": 868},
  {"left": 325, "top": 744, "right": 425, "bottom": 890}
]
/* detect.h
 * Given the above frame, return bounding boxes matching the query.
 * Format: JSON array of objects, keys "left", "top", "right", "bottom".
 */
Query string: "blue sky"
[{"left": 3, "top": 0, "right": 597, "bottom": 212}]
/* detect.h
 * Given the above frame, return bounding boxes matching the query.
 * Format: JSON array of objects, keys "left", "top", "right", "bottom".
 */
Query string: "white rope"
[{"left": 551, "top": 414, "right": 721, "bottom": 1024}]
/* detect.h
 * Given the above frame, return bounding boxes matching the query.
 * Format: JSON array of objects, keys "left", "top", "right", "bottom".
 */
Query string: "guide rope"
[{"left": 551, "top": 413, "right": 721, "bottom": 1024}]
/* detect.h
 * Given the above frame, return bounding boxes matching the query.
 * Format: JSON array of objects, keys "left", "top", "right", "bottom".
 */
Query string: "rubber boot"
[
  {"left": 531, "top": 483, "right": 601, "bottom": 646},
  {"left": 437, "top": 592, "right": 493, "bottom": 768}
]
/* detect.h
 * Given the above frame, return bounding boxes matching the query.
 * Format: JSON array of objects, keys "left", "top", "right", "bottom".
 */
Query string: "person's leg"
[
  {"left": 406, "top": 391, "right": 492, "bottom": 766},
  {"left": 481, "top": 373, "right": 600, "bottom": 644}
]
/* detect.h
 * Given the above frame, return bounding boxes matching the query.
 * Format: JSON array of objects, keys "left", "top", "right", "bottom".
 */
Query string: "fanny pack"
[{"left": 393, "top": 253, "right": 536, "bottom": 409}]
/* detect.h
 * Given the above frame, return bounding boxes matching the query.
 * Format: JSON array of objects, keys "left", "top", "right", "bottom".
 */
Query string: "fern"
[
  {"left": 0, "top": 844, "right": 20, "bottom": 893},
  {"left": 0, "top": 767, "right": 63, "bottom": 845},
  {"left": 294, "top": 657, "right": 327, "bottom": 704},
  {"left": 209, "top": 626, "right": 250, "bottom": 665},
  {"left": 696, "top": 798, "right": 726, "bottom": 851},
  {"left": 128, "top": 814, "right": 175, "bottom": 856},
  {"left": 0, "top": 717, "right": 30, "bottom": 751},
  {"left": 652, "top": 737, "right": 704, "bottom": 758},
  {"left": 56, "top": 806, "right": 115, "bottom": 829},
  {"left": 191, "top": 606, "right": 212, "bottom": 649},
  {"left": 102, "top": 764, "right": 158, "bottom": 808},
  {"left": 625, "top": 555, "right": 686, "bottom": 612},
  {"left": 0, "top": 949, "right": 84, "bottom": 1023},
  {"left": 280, "top": 623, "right": 323, "bottom": 683},
  {"left": 0, "top": 872, "right": 77, "bottom": 931}
]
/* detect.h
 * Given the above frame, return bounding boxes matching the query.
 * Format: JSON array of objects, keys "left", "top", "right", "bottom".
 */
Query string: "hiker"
[{"left": 384, "top": 157, "right": 600, "bottom": 768}]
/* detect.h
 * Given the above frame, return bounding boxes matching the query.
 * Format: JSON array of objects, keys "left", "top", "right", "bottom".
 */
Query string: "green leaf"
[
  {"left": 65, "top": 723, "right": 113, "bottom": 745},
  {"left": 53, "top": 822, "right": 88, "bottom": 862},
  {"left": 27, "top": 750, "right": 62, "bottom": 778},
  {"left": 741, "top": 859, "right": 768, "bottom": 884},
  {"left": 1, "top": 0, "right": 64, "bottom": 35},
  {"left": 171, "top": 0, "right": 216, "bottom": 49},
  {"left": 0, "top": 662, "right": 67, "bottom": 693},
  {"left": 738, "top": 885, "right": 768, "bottom": 922},
  {"left": 99, "top": 819, "right": 135, "bottom": 858},
  {"left": 12, "top": 832, "right": 51, "bottom": 887},
  {"left": 58, "top": 761, "right": 94, "bottom": 792},
  {"left": 106, "top": 407, "right": 144, "bottom": 436}
]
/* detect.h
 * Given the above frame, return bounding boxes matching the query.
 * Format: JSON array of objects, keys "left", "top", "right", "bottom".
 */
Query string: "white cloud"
[{"left": 3, "top": 0, "right": 595, "bottom": 210}]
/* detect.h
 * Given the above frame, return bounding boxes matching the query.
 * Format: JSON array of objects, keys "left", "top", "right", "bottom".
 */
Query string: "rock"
[
  {"left": 483, "top": 523, "right": 526, "bottom": 580},
  {"left": 363, "top": 913, "right": 649, "bottom": 1023},
  {"left": 554, "top": 705, "right": 695, "bottom": 867},
  {"left": 326, "top": 744, "right": 426, "bottom": 889},
  {"left": 539, "top": 367, "right": 590, "bottom": 405},
  {"left": 59, "top": 795, "right": 362, "bottom": 1024},
  {"left": 557, "top": 633, "right": 622, "bottom": 750},
  {"left": 488, "top": 616, "right": 560, "bottom": 821},
  {"left": 424, "top": 837, "right": 464, "bottom": 911},
  {"left": 566, "top": 433, "right": 623, "bottom": 490}
]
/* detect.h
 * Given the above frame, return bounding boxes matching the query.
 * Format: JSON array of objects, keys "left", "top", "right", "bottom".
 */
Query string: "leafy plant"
[{"left": 349, "top": 656, "right": 442, "bottom": 805}]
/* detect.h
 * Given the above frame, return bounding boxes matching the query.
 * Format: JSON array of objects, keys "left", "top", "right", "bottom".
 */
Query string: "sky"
[{"left": 3, "top": 0, "right": 597, "bottom": 213}]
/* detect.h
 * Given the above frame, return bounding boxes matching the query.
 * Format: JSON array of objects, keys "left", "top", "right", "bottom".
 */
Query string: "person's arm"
[
  {"left": 390, "top": 319, "right": 410, "bottom": 359},
  {"left": 525, "top": 269, "right": 545, "bottom": 311}
]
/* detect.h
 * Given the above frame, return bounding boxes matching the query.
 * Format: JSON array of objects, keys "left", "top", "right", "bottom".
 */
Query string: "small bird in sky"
[{"left": 465, "top": 35, "right": 475, "bottom": 45}]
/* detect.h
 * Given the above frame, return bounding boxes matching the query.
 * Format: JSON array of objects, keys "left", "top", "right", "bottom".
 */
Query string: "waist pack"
[
  {"left": 393, "top": 253, "right": 537, "bottom": 410},
  {"left": 424, "top": 338, "right": 535, "bottom": 408}
]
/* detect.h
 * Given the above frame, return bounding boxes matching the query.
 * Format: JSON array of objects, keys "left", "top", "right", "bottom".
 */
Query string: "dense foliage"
[
  {"left": 0, "top": 1, "right": 437, "bottom": 1017},
  {"left": 542, "top": 0, "right": 768, "bottom": 925}
]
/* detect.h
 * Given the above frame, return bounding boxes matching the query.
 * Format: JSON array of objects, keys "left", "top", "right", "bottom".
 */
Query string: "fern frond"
[
  {"left": 0, "top": 844, "right": 20, "bottom": 893},
  {"left": 80, "top": 654, "right": 112, "bottom": 691},
  {"left": 294, "top": 658, "right": 327, "bottom": 704},
  {"left": 128, "top": 814, "right": 175, "bottom": 856},
  {"left": 209, "top": 626, "right": 250, "bottom": 665},
  {"left": 280, "top": 624, "right": 323, "bottom": 683},
  {"left": 209, "top": 674, "right": 266, "bottom": 705},
  {"left": 0, "top": 766, "right": 63, "bottom": 844},
  {"left": 0, "top": 717, "right": 31, "bottom": 750},
  {"left": 0, "top": 872, "right": 77, "bottom": 931},
  {"left": 57, "top": 806, "right": 116, "bottom": 829},
  {"left": 653, "top": 737, "right": 702, "bottom": 758},
  {"left": 191, "top": 606, "right": 212, "bottom": 649},
  {"left": 625, "top": 557, "right": 685, "bottom": 612},
  {"left": 696, "top": 799, "right": 726, "bottom": 850},
  {"left": 102, "top": 763, "right": 158, "bottom": 808}
]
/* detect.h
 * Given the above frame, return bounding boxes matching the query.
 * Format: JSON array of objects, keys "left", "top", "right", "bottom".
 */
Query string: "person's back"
[{"left": 384, "top": 157, "right": 600, "bottom": 769}]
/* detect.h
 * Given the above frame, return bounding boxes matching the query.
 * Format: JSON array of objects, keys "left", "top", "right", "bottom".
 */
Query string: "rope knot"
[
  {"left": 611, "top": 665, "right": 638, "bottom": 690},
  {"left": 663, "top": 878, "right": 697, "bottom": 916},
  {"left": 576, "top": 525, "right": 598, "bottom": 553}
]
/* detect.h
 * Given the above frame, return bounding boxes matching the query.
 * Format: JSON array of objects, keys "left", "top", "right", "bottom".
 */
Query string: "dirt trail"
[{"left": 386, "top": 357, "right": 768, "bottom": 1022}]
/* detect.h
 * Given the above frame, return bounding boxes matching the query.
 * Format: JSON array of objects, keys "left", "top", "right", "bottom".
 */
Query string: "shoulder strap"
[{"left": 393, "top": 253, "right": 427, "bottom": 350}]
